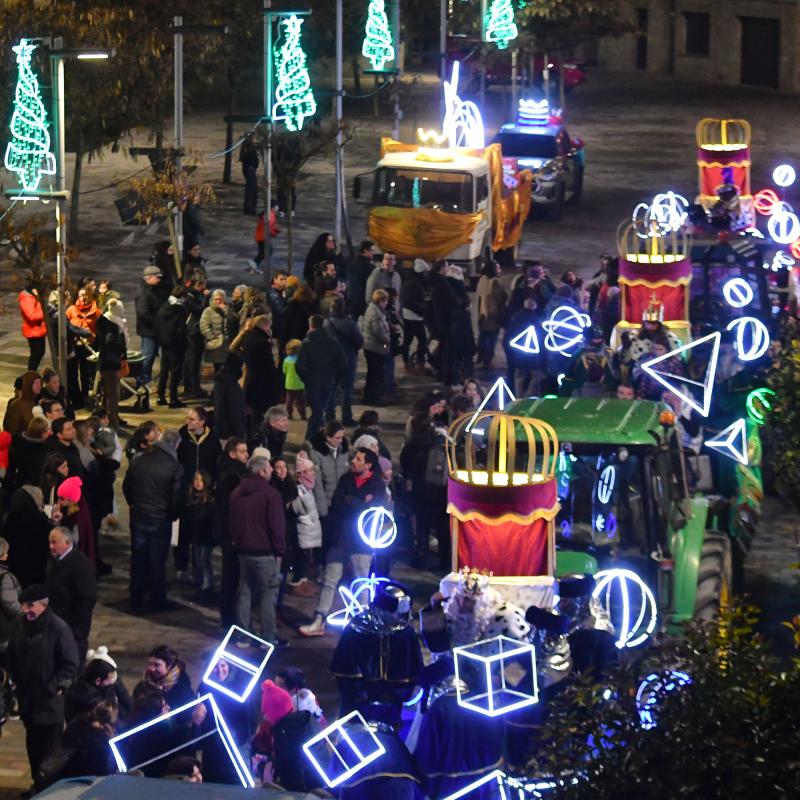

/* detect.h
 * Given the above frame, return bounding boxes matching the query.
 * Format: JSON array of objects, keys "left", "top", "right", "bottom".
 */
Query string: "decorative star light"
[
  {"left": 727, "top": 317, "right": 770, "bottom": 361},
  {"left": 592, "top": 568, "right": 658, "bottom": 649},
  {"left": 746, "top": 387, "right": 776, "bottom": 425},
  {"left": 640, "top": 332, "right": 721, "bottom": 417},
  {"left": 508, "top": 324, "right": 540, "bottom": 354},
  {"left": 704, "top": 418, "right": 748, "bottom": 465},
  {"left": 326, "top": 574, "right": 390, "bottom": 628},
  {"left": 465, "top": 377, "right": 515, "bottom": 431},
  {"left": 542, "top": 306, "right": 591, "bottom": 357}
]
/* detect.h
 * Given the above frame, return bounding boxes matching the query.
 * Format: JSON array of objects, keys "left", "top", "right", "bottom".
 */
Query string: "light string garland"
[
  {"left": 272, "top": 15, "right": 316, "bottom": 132},
  {"left": 5, "top": 39, "right": 56, "bottom": 192},
  {"left": 362, "top": 0, "right": 395, "bottom": 71}
]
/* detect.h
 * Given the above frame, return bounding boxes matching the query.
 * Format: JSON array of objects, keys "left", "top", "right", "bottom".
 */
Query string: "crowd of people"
[{"left": 1, "top": 231, "right": 746, "bottom": 796}]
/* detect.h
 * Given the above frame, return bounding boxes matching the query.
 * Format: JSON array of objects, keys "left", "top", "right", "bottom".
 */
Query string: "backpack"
[{"left": 424, "top": 434, "right": 449, "bottom": 487}]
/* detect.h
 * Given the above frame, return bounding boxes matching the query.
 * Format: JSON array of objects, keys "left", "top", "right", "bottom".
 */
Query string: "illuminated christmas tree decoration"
[
  {"left": 272, "top": 15, "right": 316, "bottom": 132},
  {"left": 704, "top": 418, "right": 748, "bottom": 465},
  {"left": 746, "top": 387, "right": 776, "bottom": 425},
  {"left": 362, "top": 0, "right": 395, "bottom": 71},
  {"left": 465, "top": 377, "right": 515, "bottom": 431},
  {"left": 485, "top": 0, "right": 518, "bottom": 49},
  {"left": 326, "top": 574, "right": 390, "bottom": 627},
  {"left": 4, "top": 39, "right": 56, "bottom": 192},
  {"left": 442, "top": 769, "right": 507, "bottom": 799},
  {"left": 542, "top": 306, "right": 591, "bottom": 356},
  {"left": 357, "top": 506, "right": 397, "bottom": 549},
  {"left": 727, "top": 316, "right": 770, "bottom": 361},
  {"left": 773, "top": 163, "right": 796, "bottom": 188},
  {"left": 509, "top": 324, "right": 540, "bottom": 354},
  {"left": 442, "top": 61, "right": 485, "bottom": 149},
  {"left": 109, "top": 694, "right": 254, "bottom": 787},
  {"left": 722, "top": 277, "right": 753, "bottom": 308},
  {"left": 753, "top": 188, "right": 779, "bottom": 216},
  {"left": 592, "top": 568, "right": 657, "bottom": 649},
  {"left": 636, "top": 671, "right": 692, "bottom": 730},
  {"left": 303, "top": 710, "right": 386, "bottom": 788},
  {"left": 202, "top": 625, "right": 274, "bottom": 702},
  {"left": 453, "top": 635, "right": 538, "bottom": 716},
  {"left": 640, "top": 332, "right": 721, "bottom": 417}
]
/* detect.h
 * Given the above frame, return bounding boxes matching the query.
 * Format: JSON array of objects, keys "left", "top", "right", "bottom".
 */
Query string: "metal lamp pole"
[
  {"left": 174, "top": 16, "right": 184, "bottom": 251},
  {"left": 264, "top": 0, "right": 273, "bottom": 282},
  {"left": 335, "top": 0, "right": 343, "bottom": 244}
]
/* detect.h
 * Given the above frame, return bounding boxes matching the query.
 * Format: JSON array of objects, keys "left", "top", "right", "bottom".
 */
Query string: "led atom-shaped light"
[
  {"left": 753, "top": 189, "right": 780, "bottom": 216},
  {"left": 704, "top": 418, "right": 748, "bottom": 465},
  {"left": 727, "top": 316, "right": 770, "bottom": 361},
  {"left": 768, "top": 203, "right": 800, "bottom": 244},
  {"left": 773, "top": 164, "right": 796, "bottom": 188},
  {"left": 746, "top": 387, "right": 776, "bottom": 425},
  {"left": 326, "top": 574, "right": 390, "bottom": 628},
  {"left": 722, "top": 277, "right": 753, "bottom": 308},
  {"left": 542, "top": 306, "right": 591, "bottom": 357},
  {"left": 357, "top": 506, "right": 397, "bottom": 549},
  {"left": 636, "top": 671, "right": 692, "bottom": 730},
  {"left": 592, "top": 568, "right": 657, "bottom": 649}
]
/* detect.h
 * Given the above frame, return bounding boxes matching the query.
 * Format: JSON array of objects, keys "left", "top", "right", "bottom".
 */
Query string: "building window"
[{"left": 684, "top": 12, "right": 710, "bottom": 56}]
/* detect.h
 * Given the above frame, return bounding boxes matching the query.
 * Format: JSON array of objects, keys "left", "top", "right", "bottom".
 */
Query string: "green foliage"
[
  {"left": 532, "top": 603, "right": 800, "bottom": 798},
  {"left": 767, "top": 317, "right": 800, "bottom": 513}
]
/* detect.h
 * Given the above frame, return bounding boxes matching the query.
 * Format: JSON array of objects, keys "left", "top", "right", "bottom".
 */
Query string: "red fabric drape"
[
  {"left": 623, "top": 284, "right": 686, "bottom": 323},
  {"left": 456, "top": 517, "right": 550, "bottom": 576}
]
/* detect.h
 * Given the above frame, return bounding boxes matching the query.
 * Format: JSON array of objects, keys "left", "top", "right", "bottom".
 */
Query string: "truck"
[
  {"left": 353, "top": 140, "right": 533, "bottom": 276},
  {"left": 508, "top": 396, "right": 762, "bottom": 626}
]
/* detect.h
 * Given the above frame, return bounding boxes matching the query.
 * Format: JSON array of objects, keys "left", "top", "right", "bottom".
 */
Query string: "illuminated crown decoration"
[
  {"left": 447, "top": 412, "right": 557, "bottom": 488},
  {"left": 695, "top": 118, "right": 751, "bottom": 151},
  {"left": 617, "top": 217, "right": 690, "bottom": 265},
  {"left": 695, "top": 118, "right": 752, "bottom": 211}
]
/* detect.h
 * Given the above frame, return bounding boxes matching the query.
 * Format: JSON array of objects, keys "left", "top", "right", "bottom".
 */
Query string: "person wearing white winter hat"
[
  {"left": 353, "top": 434, "right": 379, "bottom": 454},
  {"left": 86, "top": 645, "right": 117, "bottom": 669}
]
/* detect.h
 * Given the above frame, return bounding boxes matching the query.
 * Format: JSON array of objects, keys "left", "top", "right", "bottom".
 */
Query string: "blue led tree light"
[
  {"left": 272, "top": 15, "right": 316, "bottom": 132},
  {"left": 109, "top": 694, "right": 254, "bottom": 788},
  {"left": 303, "top": 710, "right": 386, "bottom": 788},
  {"left": 4, "top": 39, "right": 56, "bottom": 192},
  {"left": 202, "top": 625, "right": 274, "bottom": 703}
]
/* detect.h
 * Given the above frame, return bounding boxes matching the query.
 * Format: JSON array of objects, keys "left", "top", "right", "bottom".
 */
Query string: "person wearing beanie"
[
  {"left": 122, "top": 428, "right": 184, "bottom": 612},
  {"left": 66, "top": 647, "right": 133, "bottom": 725},
  {"left": 289, "top": 452, "right": 324, "bottom": 594},
  {"left": 135, "top": 264, "right": 168, "bottom": 389},
  {"left": 353, "top": 433, "right": 380, "bottom": 454},
  {"left": 8, "top": 583, "right": 79, "bottom": 792},
  {"left": 45, "top": 526, "right": 96, "bottom": 669}
]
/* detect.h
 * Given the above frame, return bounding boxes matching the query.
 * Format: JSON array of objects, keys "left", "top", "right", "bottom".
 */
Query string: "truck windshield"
[
  {"left": 374, "top": 167, "right": 474, "bottom": 212},
  {"left": 495, "top": 132, "right": 557, "bottom": 159}
]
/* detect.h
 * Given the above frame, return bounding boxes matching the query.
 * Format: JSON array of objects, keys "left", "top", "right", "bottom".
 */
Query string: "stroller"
[{"left": 86, "top": 348, "right": 151, "bottom": 413}]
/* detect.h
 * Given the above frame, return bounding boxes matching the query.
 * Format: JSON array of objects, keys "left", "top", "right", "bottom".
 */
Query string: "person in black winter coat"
[
  {"left": 135, "top": 266, "right": 168, "bottom": 388},
  {"left": 122, "top": 430, "right": 184, "bottom": 612},
  {"left": 156, "top": 286, "right": 189, "bottom": 408},
  {"left": 176, "top": 407, "right": 221, "bottom": 485},
  {"left": 8, "top": 417, "right": 49, "bottom": 493},
  {"left": 324, "top": 297, "right": 363, "bottom": 426},
  {"left": 65, "top": 651, "right": 133, "bottom": 725},
  {"left": 145, "top": 644, "right": 195, "bottom": 711},
  {"left": 296, "top": 314, "right": 347, "bottom": 442},
  {"left": 401, "top": 260, "right": 430, "bottom": 370},
  {"left": 445, "top": 294, "right": 476, "bottom": 388},
  {"left": 236, "top": 315, "right": 281, "bottom": 424},
  {"left": 250, "top": 405, "right": 288, "bottom": 459},
  {"left": 348, "top": 240, "right": 376, "bottom": 320},
  {"left": 213, "top": 354, "right": 247, "bottom": 441},
  {"left": 45, "top": 527, "right": 97, "bottom": 666},
  {"left": 303, "top": 232, "right": 343, "bottom": 286},
  {"left": 8, "top": 585, "right": 79, "bottom": 790},
  {"left": 502, "top": 292, "right": 541, "bottom": 396},
  {"left": 213, "top": 439, "right": 249, "bottom": 629},
  {"left": 5, "top": 485, "right": 53, "bottom": 588},
  {"left": 183, "top": 274, "right": 210, "bottom": 399},
  {"left": 94, "top": 300, "right": 128, "bottom": 429},
  {"left": 267, "top": 271, "right": 289, "bottom": 346},
  {"left": 283, "top": 283, "right": 316, "bottom": 344}
]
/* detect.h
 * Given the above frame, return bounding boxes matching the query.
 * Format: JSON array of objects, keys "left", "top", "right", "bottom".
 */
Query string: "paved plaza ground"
[{"left": 0, "top": 67, "right": 799, "bottom": 793}]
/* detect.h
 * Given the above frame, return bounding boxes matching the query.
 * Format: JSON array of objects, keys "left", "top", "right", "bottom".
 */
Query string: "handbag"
[{"left": 117, "top": 359, "right": 130, "bottom": 378}]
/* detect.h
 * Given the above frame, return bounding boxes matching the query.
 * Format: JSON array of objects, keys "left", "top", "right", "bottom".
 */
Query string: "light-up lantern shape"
[
  {"left": 453, "top": 634, "right": 538, "bottom": 716},
  {"left": 612, "top": 217, "right": 692, "bottom": 349},
  {"left": 446, "top": 411, "right": 559, "bottom": 578},
  {"left": 695, "top": 118, "right": 752, "bottom": 216}
]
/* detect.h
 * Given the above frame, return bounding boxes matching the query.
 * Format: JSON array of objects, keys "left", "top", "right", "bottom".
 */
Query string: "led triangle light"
[
  {"left": 704, "top": 418, "right": 748, "bottom": 465},
  {"left": 640, "top": 332, "right": 720, "bottom": 417},
  {"left": 465, "top": 377, "right": 516, "bottom": 431},
  {"left": 509, "top": 325, "right": 540, "bottom": 354}
]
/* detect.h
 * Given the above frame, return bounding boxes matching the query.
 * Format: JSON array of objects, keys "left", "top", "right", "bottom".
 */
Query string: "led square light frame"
[
  {"left": 453, "top": 635, "right": 539, "bottom": 717},
  {"left": 302, "top": 709, "right": 386, "bottom": 788},
  {"left": 201, "top": 624, "right": 274, "bottom": 703},
  {"left": 109, "top": 693, "right": 255, "bottom": 788},
  {"left": 443, "top": 768, "right": 508, "bottom": 799}
]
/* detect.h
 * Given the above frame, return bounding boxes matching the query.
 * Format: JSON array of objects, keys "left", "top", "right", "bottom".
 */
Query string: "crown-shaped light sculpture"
[{"left": 695, "top": 118, "right": 751, "bottom": 152}]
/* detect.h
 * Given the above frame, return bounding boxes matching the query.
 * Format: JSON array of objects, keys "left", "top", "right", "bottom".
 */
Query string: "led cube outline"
[
  {"left": 109, "top": 692, "right": 255, "bottom": 788},
  {"left": 442, "top": 768, "right": 507, "bottom": 799},
  {"left": 202, "top": 624, "right": 275, "bottom": 703},
  {"left": 302, "top": 709, "right": 386, "bottom": 788},
  {"left": 453, "top": 634, "right": 539, "bottom": 717}
]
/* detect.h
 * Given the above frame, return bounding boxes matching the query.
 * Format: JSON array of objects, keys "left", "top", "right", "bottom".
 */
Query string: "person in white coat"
[{"left": 290, "top": 452, "right": 324, "bottom": 592}]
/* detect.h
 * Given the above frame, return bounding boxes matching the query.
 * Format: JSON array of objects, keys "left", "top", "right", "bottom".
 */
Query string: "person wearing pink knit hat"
[{"left": 56, "top": 475, "right": 82, "bottom": 504}]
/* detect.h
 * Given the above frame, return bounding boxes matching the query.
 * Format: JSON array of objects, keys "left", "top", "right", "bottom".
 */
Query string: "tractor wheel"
[{"left": 694, "top": 531, "right": 732, "bottom": 622}]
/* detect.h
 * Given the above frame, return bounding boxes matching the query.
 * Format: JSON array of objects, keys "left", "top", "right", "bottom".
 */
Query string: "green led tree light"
[
  {"left": 485, "top": 0, "right": 518, "bottom": 50},
  {"left": 362, "top": 0, "right": 395, "bottom": 72},
  {"left": 5, "top": 38, "right": 56, "bottom": 192},
  {"left": 271, "top": 14, "right": 316, "bottom": 132}
]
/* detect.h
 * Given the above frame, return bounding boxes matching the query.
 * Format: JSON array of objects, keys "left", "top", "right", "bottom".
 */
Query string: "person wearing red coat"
[{"left": 18, "top": 280, "right": 48, "bottom": 371}]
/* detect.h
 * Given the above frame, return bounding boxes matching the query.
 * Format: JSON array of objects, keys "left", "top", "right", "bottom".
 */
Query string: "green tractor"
[{"left": 506, "top": 396, "right": 763, "bottom": 627}]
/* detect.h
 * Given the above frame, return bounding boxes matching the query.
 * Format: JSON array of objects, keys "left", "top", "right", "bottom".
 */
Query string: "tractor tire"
[{"left": 694, "top": 531, "right": 732, "bottom": 622}]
